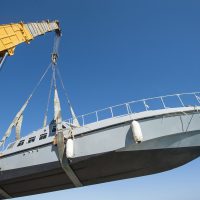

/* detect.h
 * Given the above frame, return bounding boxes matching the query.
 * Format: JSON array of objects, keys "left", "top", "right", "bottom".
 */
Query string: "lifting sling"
[
  {"left": 57, "top": 130, "right": 83, "bottom": 187},
  {"left": 0, "top": 31, "right": 82, "bottom": 187},
  {"left": 54, "top": 85, "right": 82, "bottom": 187},
  {"left": 0, "top": 187, "right": 11, "bottom": 199},
  {"left": 50, "top": 35, "right": 82, "bottom": 186}
]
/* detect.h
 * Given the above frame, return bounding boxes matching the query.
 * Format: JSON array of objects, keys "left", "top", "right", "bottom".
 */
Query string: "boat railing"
[{"left": 66, "top": 92, "right": 200, "bottom": 126}]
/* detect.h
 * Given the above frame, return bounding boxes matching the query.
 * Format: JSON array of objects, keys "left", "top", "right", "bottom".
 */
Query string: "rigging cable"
[
  {"left": 52, "top": 64, "right": 57, "bottom": 89},
  {"left": 51, "top": 35, "right": 83, "bottom": 187},
  {"left": 56, "top": 67, "right": 71, "bottom": 107},
  {"left": 0, "top": 62, "right": 52, "bottom": 148},
  {"left": 0, "top": 33, "right": 61, "bottom": 148},
  {"left": 56, "top": 67, "right": 80, "bottom": 126},
  {"left": 42, "top": 33, "right": 60, "bottom": 127},
  {"left": 43, "top": 70, "right": 54, "bottom": 127},
  {"left": 28, "top": 63, "right": 52, "bottom": 101},
  {"left": 51, "top": 33, "right": 60, "bottom": 88},
  {"left": 53, "top": 34, "right": 60, "bottom": 55}
]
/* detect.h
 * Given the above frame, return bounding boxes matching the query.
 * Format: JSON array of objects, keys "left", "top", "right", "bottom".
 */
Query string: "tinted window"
[
  {"left": 39, "top": 133, "right": 47, "bottom": 140},
  {"left": 52, "top": 125, "right": 56, "bottom": 132},
  {"left": 28, "top": 137, "right": 35, "bottom": 143},
  {"left": 17, "top": 140, "right": 25, "bottom": 147}
]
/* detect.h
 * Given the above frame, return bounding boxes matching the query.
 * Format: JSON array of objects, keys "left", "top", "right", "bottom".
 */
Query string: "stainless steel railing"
[{"left": 66, "top": 92, "right": 200, "bottom": 126}]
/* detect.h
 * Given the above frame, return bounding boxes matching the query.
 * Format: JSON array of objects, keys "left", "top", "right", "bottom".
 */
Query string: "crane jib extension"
[{"left": 0, "top": 20, "right": 61, "bottom": 70}]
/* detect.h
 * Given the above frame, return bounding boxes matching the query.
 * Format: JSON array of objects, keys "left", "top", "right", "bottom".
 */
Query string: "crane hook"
[{"left": 51, "top": 53, "right": 58, "bottom": 65}]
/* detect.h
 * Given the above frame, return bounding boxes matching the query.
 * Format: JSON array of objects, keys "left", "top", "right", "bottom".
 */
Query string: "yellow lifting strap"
[{"left": 0, "top": 186, "right": 11, "bottom": 199}]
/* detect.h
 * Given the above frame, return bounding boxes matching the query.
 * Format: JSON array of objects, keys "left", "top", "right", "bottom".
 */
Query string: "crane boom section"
[
  {"left": 0, "top": 20, "right": 60, "bottom": 57},
  {"left": 0, "top": 23, "right": 32, "bottom": 56}
]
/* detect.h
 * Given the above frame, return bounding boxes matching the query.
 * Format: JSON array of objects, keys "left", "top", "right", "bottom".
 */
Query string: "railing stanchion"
[
  {"left": 195, "top": 94, "right": 200, "bottom": 104},
  {"left": 64, "top": 92, "right": 200, "bottom": 126},
  {"left": 82, "top": 115, "right": 85, "bottom": 126},
  {"left": 177, "top": 94, "right": 184, "bottom": 107},
  {"left": 126, "top": 103, "right": 131, "bottom": 114},
  {"left": 129, "top": 102, "right": 134, "bottom": 113},
  {"left": 96, "top": 111, "right": 99, "bottom": 122},
  {"left": 143, "top": 100, "right": 149, "bottom": 111},
  {"left": 160, "top": 97, "right": 166, "bottom": 109},
  {"left": 110, "top": 107, "right": 114, "bottom": 117}
]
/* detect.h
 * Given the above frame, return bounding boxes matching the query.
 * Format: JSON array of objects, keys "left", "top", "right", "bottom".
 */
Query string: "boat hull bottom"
[{"left": 0, "top": 146, "right": 200, "bottom": 198}]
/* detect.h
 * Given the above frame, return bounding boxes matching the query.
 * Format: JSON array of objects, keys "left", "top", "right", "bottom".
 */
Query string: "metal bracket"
[{"left": 0, "top": 186, "right": 11, "bottom": 199}]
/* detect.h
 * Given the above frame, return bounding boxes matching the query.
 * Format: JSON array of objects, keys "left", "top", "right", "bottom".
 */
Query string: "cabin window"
[
  {"left": 52, "top": 125, "right": 56, "bottom": 133},
  {"left": 28, "top": 137, "right": 36, "bottom": 143},
  {"left": 17, "top": 140, "right": 25, "bottom": 147},
  {"left": 39, "top": 133, "right": 47, "bottom": 140}
]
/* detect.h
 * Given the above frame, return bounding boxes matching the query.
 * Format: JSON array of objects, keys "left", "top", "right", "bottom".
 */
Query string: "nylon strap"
[
  {"left": 15, "top": 114, "right": 23, "bottom": 140},
  {"left": 56, "top": 67, "right": 80, "bottom": 127},
  {"left": 0, "top": 186, "right": 11, "bottom": 199},
  {"left": 43, "top": 72, "right": 54, "bottom": 127},
  {"left": 57, "top": 130, "right": 83, "bottom": 187},
  {"left": 0, "top": 63, "right": 51, "bottom": 148},
  {"left": 54, "top": 81, "right": 82, "bottom": 187}
]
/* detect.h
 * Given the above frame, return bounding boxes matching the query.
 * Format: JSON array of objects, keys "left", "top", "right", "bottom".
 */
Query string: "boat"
[
  {"left": 0, "top": 20, "right": 200, "bottom": 199},
  {"left": 0, "top": 91, "right": 200, "bottom": 198}
]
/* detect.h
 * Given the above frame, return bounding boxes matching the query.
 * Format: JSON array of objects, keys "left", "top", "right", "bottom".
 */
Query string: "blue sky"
[{"left": 1, "top": 0, "right": 200, "bottom": 199}]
